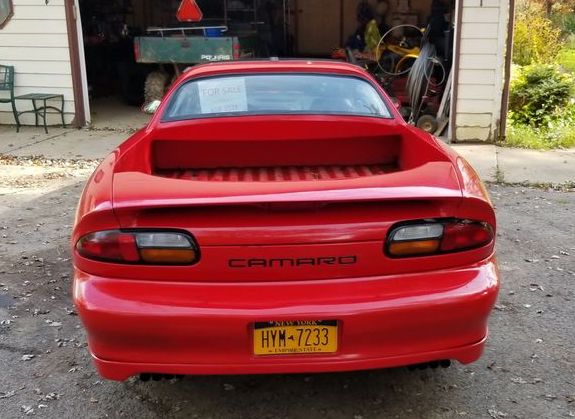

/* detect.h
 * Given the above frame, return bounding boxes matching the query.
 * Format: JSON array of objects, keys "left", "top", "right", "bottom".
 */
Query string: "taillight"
[
  {"left": 440, "top": 222, "right": 493, "bottom": 252},
  {"left": 76, "top": 230, "right": 199, "bottom": 265},
  {"left": 387, "top": 223, "right": 443, "bottom": 256},
  {"left": 386, "top": 219, "right": 493, "bottom": 258}
]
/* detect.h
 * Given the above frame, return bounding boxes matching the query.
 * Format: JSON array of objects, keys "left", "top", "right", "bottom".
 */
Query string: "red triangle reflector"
[{"left": 177, "top": 0, "right": 203, "bottom": 22}]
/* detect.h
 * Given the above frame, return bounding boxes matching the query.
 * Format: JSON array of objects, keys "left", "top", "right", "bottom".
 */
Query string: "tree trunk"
[{"left": 545, "top": 0, "right": 552, "bottom": 16}]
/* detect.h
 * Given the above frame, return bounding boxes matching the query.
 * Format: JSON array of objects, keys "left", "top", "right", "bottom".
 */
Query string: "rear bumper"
[
  {"left": 73, "top": 256, "right": 499, "bottom": 381},
  {"left": 92, "top": 338, "right": 486, "bottom": 379}
]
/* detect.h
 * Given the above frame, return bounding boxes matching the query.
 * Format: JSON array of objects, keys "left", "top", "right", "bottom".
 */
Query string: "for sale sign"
[{"left": 198, "top": 77, "right": 248, "bottom": 114}]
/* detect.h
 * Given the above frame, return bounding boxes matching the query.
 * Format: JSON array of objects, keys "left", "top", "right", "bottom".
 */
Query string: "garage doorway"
[{"left": 74, "top": 0, "right": 457, "bottom": 135}]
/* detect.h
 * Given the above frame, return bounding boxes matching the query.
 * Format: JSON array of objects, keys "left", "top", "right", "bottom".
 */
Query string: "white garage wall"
[
  {"left": 0, "top": 0, "right": 75, "bottom": 126},
  {"left": 455, "top": 0, "right": 510, "bottom": 141}
]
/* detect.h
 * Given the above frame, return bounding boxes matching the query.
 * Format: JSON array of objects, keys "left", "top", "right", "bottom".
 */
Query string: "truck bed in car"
[
  {"left": 155, "top": 164, "right": 399, "bottom": 182},
  {"left": 110, "top": 116, "right": 461, "bottom": 210}
]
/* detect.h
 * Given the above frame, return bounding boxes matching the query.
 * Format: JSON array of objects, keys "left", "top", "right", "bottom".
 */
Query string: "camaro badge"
[{"left": 228, "top": 256, "right": 358, "bottom": 268}]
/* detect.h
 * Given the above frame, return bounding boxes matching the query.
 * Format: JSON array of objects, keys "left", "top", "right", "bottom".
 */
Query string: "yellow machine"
[
  {"left": 374, "top": 24, "right": 425, "bottom": 76},
  {"left": 333, "top": 24, "right": 424, "bottom": 76}
]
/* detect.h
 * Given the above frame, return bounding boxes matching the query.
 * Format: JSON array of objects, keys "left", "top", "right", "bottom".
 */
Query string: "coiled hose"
[{"left": 406, "top": 43, "right": 446, "bottom": 123}]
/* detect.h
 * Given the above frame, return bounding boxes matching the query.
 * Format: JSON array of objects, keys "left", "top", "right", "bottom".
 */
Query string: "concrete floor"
[
  {"left": 1, "top": 110, "right": 574, "bottom": 185},
  {"left": 0, "top": 97, "right": 151, "bottom": 161},
  {"left": 496, "top": 147, "right": 575, "bottom": 185},
  {"left": 88, "top": 97, "right": 151, "bottom": 131}
]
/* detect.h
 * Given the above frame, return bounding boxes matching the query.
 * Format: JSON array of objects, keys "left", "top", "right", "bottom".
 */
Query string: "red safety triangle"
[{"left": 176, "top": 0, "right": 203, "bottom": 22}]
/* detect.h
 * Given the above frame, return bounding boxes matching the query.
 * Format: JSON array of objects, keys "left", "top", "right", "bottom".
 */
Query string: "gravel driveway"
[{"left": 0, "top": 160, "right": 573, "bottom": 419}]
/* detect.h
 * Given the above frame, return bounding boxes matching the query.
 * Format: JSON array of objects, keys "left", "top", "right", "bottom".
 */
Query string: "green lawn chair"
[{"left": 0, "top": 65, "right": 20, "bottom": 130}]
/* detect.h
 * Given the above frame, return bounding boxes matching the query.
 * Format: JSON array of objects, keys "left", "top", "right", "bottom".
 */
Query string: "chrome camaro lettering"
[{"left": 228, "top": 256, "right": 357, "bottom": 268}]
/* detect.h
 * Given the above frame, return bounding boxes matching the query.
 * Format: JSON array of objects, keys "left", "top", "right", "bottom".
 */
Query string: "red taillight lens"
[
  {"left": 77, "top": 231, "right": 139, "bottom": 262},
  {"left": 76, "top": 230, "right": 198, "bottom": 265},
  {"left": 386, "top": 219, "right": 493, "bottom": 257},
  {"left": 440, "top": 222, "right": 493, "bottom": 252}
]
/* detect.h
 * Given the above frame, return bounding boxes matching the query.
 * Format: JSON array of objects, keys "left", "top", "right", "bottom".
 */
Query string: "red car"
[{"left": 72, "top": 60, "right": 499, "bottom": 381}]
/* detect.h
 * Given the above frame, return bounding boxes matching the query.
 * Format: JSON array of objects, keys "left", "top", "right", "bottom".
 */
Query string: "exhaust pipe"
[
  {"left": 407, "top": 359, "right": 451, "bottom": 371},
  {"left": 139, "top": 373, "right": 184, "bottom": 382}
]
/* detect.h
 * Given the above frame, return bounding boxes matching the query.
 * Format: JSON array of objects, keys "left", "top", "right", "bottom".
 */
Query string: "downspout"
[{"left": 499, "top": 0, "right": 515, "bottom": 141}]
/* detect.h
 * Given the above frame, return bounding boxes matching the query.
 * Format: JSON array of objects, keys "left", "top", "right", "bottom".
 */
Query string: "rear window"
[{"left": 162, "top": 74, "right": 391, "bottom": 121}]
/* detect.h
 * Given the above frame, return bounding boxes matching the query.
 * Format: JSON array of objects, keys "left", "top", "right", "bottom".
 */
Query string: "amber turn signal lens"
[
  {"left": 139, "top": 248, "right": 198, "bottom": 264},
  {"left": 388, "top": 239, "right": 441, "bottom": 256}
]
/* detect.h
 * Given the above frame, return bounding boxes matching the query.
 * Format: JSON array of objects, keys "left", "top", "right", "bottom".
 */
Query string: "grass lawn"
[
  {"left": 558, "top": 38, "right": 575, "bottom": 73},
  {"left": 504, "top": 123, "right": 575, "bottom": 150},
  {"left": 558, "top": 47, "right": 575, "bottom": 73}
]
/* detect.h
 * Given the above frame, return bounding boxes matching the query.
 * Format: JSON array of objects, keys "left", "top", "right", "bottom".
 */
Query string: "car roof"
[{"left": 180, "top": 60, "right": 371, "bottom": 81}]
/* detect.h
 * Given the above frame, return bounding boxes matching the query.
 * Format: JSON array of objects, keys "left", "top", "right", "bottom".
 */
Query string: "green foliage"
[
  {"left": 505, "top": 121, "right": 575, "bottom": 149},
  {"left": 508, "top": 64, "right": 573, "bottom": 128},
  {"left": 553, "top": 12, "right": 575, "bottom": 35},
  {"left": 513, "top": 3, "right": 563, "bottom": 65},
  {"left": 508, "top": 2, "right": 575, "bottom": 149}
]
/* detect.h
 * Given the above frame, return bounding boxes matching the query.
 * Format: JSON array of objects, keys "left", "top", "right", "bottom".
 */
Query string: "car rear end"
[{"left": 72, "top": 63, "right": 499, "bottom": 381}]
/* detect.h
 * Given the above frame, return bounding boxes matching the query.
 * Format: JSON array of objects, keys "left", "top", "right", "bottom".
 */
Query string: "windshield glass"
[{"left": 162, "top": 74, "right": 391, "bottom": 121}]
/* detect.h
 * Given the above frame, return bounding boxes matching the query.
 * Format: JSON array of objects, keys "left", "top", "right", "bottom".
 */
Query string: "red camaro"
[{"left": 72, "top": 60, "right": 499, "bottom": 381}]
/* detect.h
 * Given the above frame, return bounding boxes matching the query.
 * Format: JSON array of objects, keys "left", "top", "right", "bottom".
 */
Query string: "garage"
[
  {"left": 0, "top": 0, "right": 512, "bottom": 142},
  {"left": 77, "top": 0, "right": 288, "bottom": 128},
  {"left": 75, "top": 0, "right": 452, "bottom": 132}
]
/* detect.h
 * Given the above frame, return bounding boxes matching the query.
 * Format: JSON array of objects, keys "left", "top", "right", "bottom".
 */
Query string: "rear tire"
[{"left": 143, "top": 70, "right": 169, "bottom": 110}]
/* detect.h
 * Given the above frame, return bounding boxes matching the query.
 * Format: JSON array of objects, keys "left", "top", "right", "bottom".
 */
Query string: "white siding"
[
  {"left": 0, "top": 0, "right": 75, "bottom": 126},
  {"left": 455, "top": 0, "right": 510, "bottom": 142}
]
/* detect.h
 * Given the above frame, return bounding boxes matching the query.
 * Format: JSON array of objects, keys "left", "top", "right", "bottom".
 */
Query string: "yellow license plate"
[{"left": 253, "top": 320, "right": 338, "bottom": 355}]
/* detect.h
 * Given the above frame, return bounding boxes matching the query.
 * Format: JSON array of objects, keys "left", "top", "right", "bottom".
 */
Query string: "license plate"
[{"left": 253, "top": 320, "right": 338, "bottom": 355}]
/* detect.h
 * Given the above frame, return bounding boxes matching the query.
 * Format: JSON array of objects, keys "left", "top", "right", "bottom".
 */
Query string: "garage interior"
[{"left": 78, "top": 0, "right": 455, "bottom": 134}]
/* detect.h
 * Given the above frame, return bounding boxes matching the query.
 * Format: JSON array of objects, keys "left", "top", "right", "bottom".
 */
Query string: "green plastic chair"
[{"left": 0, "top": 65, "right": 20, "bottom": 130}]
